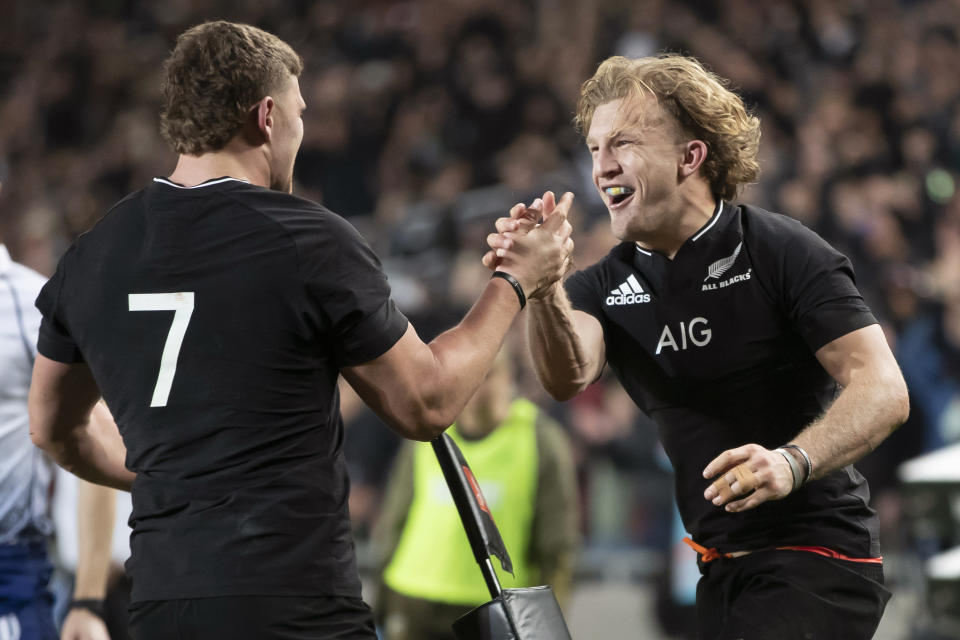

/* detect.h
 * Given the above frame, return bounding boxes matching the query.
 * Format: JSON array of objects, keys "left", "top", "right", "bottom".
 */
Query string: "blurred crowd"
[{"left": 2, "top": 0, "right": 960, "bottom": 636}]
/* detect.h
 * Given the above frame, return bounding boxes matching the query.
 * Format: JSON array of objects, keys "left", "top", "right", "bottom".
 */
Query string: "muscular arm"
[
  {"left": 704, "top": 324, "right": 909, "bottom": 512},
  {"left": 792, "top": 323, "right": 909, "bottom": 479},
  {"left": 483, "top": 192, "right": 601, "bottom": 401},
  {"left": 29, "top": 356, "right": 134, "bottom": 490},
  {"left": 344, "top": 192, "right": 574, "bottom": 442},
  {"left": 526, "top": 284, "right": 606, "bottom": 401},
  {"left": 342, "top": 280, "right": 524, "bottom": 441}
]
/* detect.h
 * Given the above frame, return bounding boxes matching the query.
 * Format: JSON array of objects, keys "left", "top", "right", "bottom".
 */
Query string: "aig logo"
[{"left": 655, "top": 317, "right": 712, "bottom": 354}]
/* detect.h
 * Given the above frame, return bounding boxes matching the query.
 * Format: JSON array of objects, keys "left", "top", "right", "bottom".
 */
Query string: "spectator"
[{"left": 373, "top": 345, "right": 579, "bottom": 640}]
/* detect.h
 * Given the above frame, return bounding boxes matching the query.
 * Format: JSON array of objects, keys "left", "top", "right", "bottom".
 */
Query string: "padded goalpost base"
[{"left": 451, "top": 586, "right": 572, "bottom": 640}]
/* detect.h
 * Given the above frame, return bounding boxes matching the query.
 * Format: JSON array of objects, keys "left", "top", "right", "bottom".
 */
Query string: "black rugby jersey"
[
  {"left": 35, "top": 177, "right": 409, "bottom": 602},
  {"left": 566, "top": 202, "right": 881, "bottom": 558}
]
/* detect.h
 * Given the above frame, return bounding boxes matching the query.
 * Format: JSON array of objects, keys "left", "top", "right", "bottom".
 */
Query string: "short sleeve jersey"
[
  {"left": 35, "top": 177, "right": 409, "bottom": 602},
  {"left": 565, "top": 202, "right": 880, "bottom": 558}
]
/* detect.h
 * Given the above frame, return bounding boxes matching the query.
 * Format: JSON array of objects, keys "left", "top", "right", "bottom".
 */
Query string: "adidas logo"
[{"left": 605, "top": 274, "right": 651, "bottom": 306}]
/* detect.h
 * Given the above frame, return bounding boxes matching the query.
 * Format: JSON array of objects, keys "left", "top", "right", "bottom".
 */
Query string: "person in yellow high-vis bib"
[{"left": 373, "top": 347, "right": 579, "bottom": 640}]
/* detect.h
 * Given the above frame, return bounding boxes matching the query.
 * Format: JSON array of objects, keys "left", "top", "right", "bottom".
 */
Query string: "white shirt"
[{"left": 0, "top": 244, "right": 53, "bottom": 544}]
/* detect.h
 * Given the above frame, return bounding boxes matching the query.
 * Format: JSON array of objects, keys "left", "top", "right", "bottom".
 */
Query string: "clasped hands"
[{"left": 482, "top": 191, "right": 575, "bottom": 299}]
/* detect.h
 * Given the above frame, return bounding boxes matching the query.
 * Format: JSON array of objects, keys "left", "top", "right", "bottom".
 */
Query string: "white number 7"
[{"left": 129, "top": 292, "right": 195, "bottom": 407}]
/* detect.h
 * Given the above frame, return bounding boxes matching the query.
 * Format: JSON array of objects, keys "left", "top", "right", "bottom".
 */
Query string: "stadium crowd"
[{"left": 1, "top": 0, "right": 959, "bottom": 636}]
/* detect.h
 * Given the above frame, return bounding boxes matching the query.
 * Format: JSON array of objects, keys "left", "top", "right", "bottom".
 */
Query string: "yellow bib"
[{"left": 384, "top": 399, "right": 540, "bottom": 605}]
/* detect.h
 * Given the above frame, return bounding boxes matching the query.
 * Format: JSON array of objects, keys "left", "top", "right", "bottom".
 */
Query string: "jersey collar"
[
  {"left": 690, "top": 200, "right": 724, "bottom": 243},
  {"left": 153, "top": 176, "right": 250, "bottom": 189},
  {"left": 633, "top": 200, "right": 725, "bottom": 260},
  {"left": 629, "top": 201, "right": 736, "bottom": 292}
]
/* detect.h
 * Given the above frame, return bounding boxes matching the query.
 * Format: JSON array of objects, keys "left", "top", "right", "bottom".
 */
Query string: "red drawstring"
[
  {"left": 683, "top": 536, "right": 731, "bottom": 563},
  {"left": 775, "top": 545, "right": 883, "bottom": 564},
  {"left": 682, "top": 537, "right": 884, "bottom": 564}
]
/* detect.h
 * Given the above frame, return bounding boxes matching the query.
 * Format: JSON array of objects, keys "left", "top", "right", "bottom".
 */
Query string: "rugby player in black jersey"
[
  {"left": 27, "top": 21, "right": 573, "bottom": 640},
  {"left": 486, "top": 55, "right": 909, "bottom": 639}
]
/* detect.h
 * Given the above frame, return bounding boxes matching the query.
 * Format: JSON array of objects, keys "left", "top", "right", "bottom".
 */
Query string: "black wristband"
[
  {"left": 491, "top": 271, "right": 526, "bottom": 310},
  {"left": 69, "top": 598, "right": 105, "bottom": 619}
]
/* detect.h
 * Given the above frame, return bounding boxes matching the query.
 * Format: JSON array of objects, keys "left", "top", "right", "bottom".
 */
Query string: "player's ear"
[
  {"left": 254, "top": 96, "right": 276, "bottom": 142},
  {"left": 679, "top": 139, "right": 708, "bottom": 179}
]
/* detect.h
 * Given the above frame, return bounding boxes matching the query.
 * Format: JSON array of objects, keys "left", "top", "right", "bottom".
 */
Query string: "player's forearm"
[
  {"left": 30, "top": 359, "right": 135, "bottom": 490},
  {"left": 34, "top": 403, "right": 134, "bottom": 491},
  {"left": 41, "top": 427, "right": 134, "bottom": 491},
  {"left": 341, "top": 280, "right": 523, "bottom": 441},
  {"left": 417, "top": 278, "right": 522, "bottom": 433},
  {"left": 73, "top": 479, "right": 116, "bottom": 599},
  {"left": 526, "top": 286, "right": 598, "bottom": 401},
  {"left": 790, "top": 368, "right": 909, "bottom": 481}
]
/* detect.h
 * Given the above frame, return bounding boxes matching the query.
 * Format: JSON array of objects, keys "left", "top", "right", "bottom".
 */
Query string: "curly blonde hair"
[
  {"left": 160, "top": 21, "right": 303, "bottom": 156},
  {"left": 576, "top": 54, "right": 760, "bottom": 201}
]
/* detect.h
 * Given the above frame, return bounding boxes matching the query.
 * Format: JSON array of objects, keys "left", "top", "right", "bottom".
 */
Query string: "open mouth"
[{"left": 605, "top": 186, "right": 635, "bottom": 207}]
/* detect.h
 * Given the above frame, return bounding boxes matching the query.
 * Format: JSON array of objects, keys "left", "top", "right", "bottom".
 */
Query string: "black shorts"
[
  {"left": 128, "top": 595, "right": 376, "bottom": 640},
  {"left": 695, "top": 549, "right": 891, "bottom": 640}
]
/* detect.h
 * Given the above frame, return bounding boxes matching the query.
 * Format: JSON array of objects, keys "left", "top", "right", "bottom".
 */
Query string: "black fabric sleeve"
[
  {"left": 563, "top": 266, "right": 607, "bottom": 328},
  {"left": 762, "top": 217, "right": 876, "bottom": 352},
  {"left": 296, "top": 212, "right": 409, "bottom": 367},
  {"left": 34, "top": 250, "right": 84, "bottom": 363}
]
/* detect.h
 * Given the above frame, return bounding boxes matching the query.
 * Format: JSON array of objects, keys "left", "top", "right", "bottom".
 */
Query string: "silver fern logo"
[{"left": 704, "top": 242, "right": 742, "bottom": 281}]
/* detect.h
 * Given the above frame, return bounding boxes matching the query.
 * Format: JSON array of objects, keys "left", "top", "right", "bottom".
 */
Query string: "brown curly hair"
[
  {"left": 160, "top": 21, "right": 304, "bottom": 156},
  {"left": 576, "top": 54, "right": 760, "bottom": 201}
]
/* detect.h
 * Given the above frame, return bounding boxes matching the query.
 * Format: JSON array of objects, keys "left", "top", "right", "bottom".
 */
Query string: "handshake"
[{"left": 481, "top": 191, "right": 576, "bottom": 303}]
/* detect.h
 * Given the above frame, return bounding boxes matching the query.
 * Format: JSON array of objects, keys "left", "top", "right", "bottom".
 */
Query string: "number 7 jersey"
[{"left": 35, "top": 176, "right": 409, "bottom": 602}]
